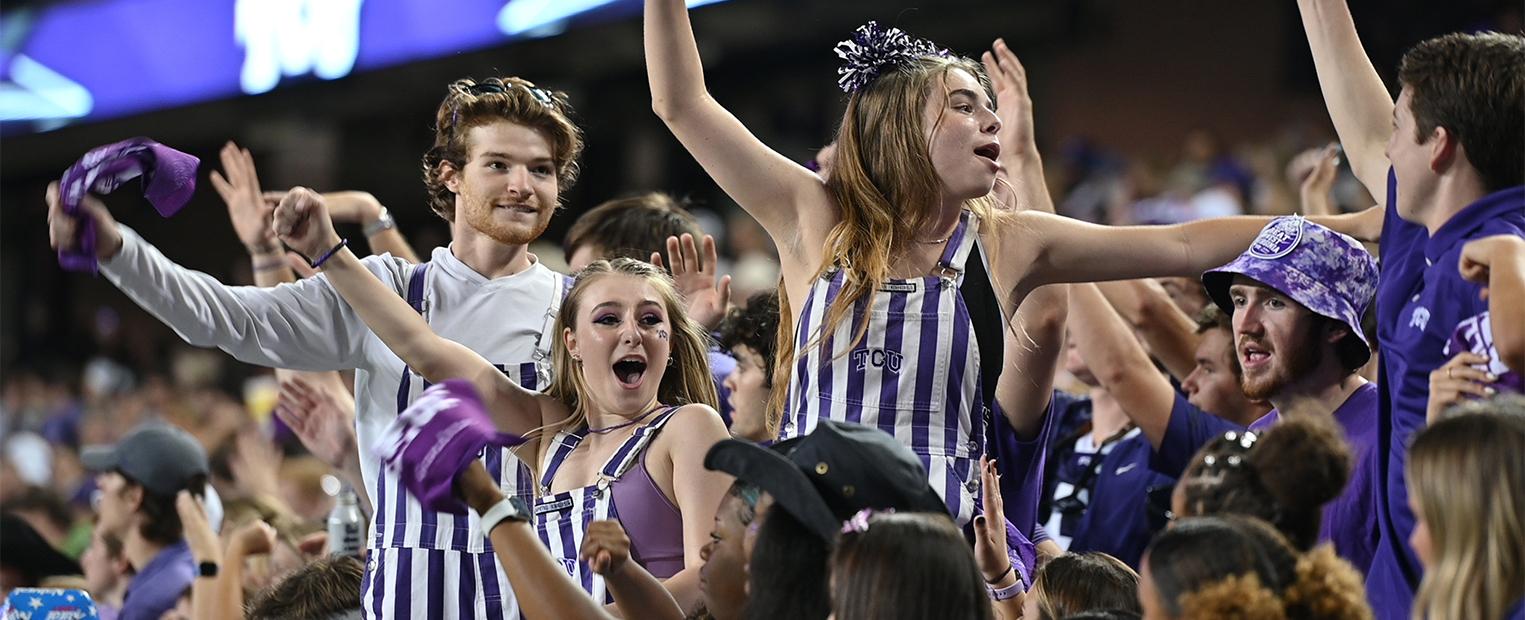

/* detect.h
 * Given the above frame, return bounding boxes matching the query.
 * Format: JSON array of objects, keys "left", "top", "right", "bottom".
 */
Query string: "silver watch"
[{"left": 363, "top": 207, "right": 396, "bottom": 237}]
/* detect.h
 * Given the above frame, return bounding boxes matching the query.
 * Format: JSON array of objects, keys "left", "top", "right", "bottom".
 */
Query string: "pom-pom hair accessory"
[{"left": 833, "top": 21, "right": 948, "bottom": 93}]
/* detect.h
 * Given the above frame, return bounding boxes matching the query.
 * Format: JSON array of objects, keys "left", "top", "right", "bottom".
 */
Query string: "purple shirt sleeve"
[
  {"left": 1148, "top": 393, "right": 1246, "bottom": 478},
  {"left": 989, "top": 394, "right": 1059, "bottom": 545}
]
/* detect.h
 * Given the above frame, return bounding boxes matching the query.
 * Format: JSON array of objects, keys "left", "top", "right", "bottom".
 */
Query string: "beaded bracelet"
[{"left": 311, "top": 238, "right": 349, "bottom": 269}]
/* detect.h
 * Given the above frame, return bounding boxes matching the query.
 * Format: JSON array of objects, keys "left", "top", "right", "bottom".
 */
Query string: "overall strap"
[
  {"left": 600, "top": 406, "right": 683, "bottom": 479},
  {"left": 539, "top": 429, "right": 587, "bottom": 491},
  {"left": 395, "top": 263, "right": 432, "bottom": 413},
  {"left": 936, "top": 210, "right": 978, "bottom": 275},
  {"left": 532, "top": 274, "right": 574, "bottom": 363},
  {"left": 960, "top": 236, "right": 1004, "bottom": 427}
]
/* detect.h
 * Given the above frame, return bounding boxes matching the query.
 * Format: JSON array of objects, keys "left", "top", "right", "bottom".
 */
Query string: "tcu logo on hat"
[{"left": 1248, "top": 216, "right": 1305, "bottom": 260}]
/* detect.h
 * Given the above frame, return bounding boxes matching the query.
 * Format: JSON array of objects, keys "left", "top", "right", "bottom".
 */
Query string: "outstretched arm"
[
  {"left": 1295, "top": 0, "right": 1395, "bottom": 196},
  {"left": 644, "top": 0, "right": 833, "bottom": 265},
  {"left": 1004, "top": 210, "right": 1372, "bottom": 300},
  {"left": 47, "top": 184, "right": 362, "bottom": 372},
  {"left": 273, "top": 188, "right": 545, "bottom": 434},
  {"left": 1068, "top": 284, "right": 1178, "bottom": 450},
  {"left": 1095, "top": 279, "right": 1200, "bottom": 382}
]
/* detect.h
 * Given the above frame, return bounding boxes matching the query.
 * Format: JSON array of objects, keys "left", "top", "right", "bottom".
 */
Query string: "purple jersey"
[
  {"left": 1367, "top": 171, "right": 1524, "bottom": 619},
  {"left": 1250, "top": 383, "right": 1381, "bottom": 574},
  {"left": 1148, "top": 392, "right": 1243, "bottom": 478}
]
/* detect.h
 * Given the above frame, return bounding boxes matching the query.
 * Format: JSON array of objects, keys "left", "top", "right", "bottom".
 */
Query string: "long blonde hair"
[
  {"left": 532, "top": 258, "right": 719, "bottom": 442},
  {"left": 770, "top": 54, "right": 1005, "bottom": 416},
  {"left": 1408, "top": 402, "right": 1525, "bottom": 620}
]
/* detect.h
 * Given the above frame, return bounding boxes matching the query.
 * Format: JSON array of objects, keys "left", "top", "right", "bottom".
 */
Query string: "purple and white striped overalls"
[
  {"left": 361, "top": 264, "right": 569, "bottom": 620},
  {"left": 533, "top": 407, "right": 683, "bottom": 602},
  {"left": 783, "top": 210, "right": 990, "bottom": 526}
]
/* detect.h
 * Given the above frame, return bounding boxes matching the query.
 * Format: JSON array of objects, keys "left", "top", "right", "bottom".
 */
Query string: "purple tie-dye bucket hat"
[{"left": 1202, "top": 216, "right": 1378, "bottom": 365}]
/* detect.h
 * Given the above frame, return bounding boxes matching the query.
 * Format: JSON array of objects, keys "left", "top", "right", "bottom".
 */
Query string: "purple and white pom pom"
[{"left": 833, "top": 21, "right": 947, "bottom": 93}]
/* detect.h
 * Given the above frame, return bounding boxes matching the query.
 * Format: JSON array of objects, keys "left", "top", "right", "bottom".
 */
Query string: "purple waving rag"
[
  {"left": 57, "top": 137, "right": 199, "bottom": 274},
  {"left": 373, "top": 379, "right": 527, "bottom": 515}
]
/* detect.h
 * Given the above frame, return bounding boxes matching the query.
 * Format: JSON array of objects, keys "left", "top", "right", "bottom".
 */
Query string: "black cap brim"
[
  {"left": 79, "top": 445, "right": 120, "bottom": 472},
  {"left": 704, "top": 439, "right": 841, "bottom": 542}
]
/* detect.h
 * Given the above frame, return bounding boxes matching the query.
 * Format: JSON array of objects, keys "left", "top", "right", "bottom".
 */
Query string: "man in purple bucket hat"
[{"left": 1197, "top": 214, "right": 1382, "bottom": 575}]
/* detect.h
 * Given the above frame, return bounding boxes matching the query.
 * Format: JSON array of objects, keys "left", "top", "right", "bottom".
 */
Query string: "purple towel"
[
  {"left": 57, "top": 138, "right": 199, "bottom": 273},
  {"left": 372, "top": 379, "right": 526, "bottom": 515}
]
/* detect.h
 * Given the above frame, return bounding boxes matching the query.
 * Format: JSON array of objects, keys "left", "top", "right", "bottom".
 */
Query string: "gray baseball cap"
[{"left": 82, "top": 423, "right": 209, "bottom": 496}]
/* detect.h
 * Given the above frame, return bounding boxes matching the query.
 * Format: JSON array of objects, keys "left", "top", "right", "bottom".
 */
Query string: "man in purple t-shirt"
[
  {"left": 81, "top": 424, "right": 209, "bottom": 620},
  {"left": 1295, "top": 2, "right": 1524, "bottom": 616},
  {"left": 1199, "top": 216, "right": 1382, "bottom": 574}
]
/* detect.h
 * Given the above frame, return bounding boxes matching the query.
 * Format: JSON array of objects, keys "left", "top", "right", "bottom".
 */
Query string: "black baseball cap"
[
  {"left": 82, "top": 423, "right": 209, "bottom": 496},
  {"left": 704, "top": 420, "right": 947, "bottom": 541}
]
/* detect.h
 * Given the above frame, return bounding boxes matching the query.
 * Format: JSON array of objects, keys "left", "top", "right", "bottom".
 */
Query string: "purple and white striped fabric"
[
  {"left": 373, "top": 379, "right": 527, "bottom": 516},
  {"left": 360, "top": 264, "right": 567, "bottom": 620},
  {"left": 783, "top": 210, "right": 988, "bottom": 526},
  {"left": 533, "top": 408, "right": 681, "bottom": 602}
]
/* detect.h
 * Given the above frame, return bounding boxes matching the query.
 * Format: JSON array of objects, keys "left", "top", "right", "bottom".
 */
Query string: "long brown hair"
[
  {"left": 816, "top": 55, "right": 1000, "bottom": 353},
  {"left": 771, "top": 54, "right": 1006, "bottom": 418},
  {"left": 534, "top": 258, "right": 718, "bottom": 442},
  {"left": 1408, "top": 401, "right": 1525, "bottom": 620}
]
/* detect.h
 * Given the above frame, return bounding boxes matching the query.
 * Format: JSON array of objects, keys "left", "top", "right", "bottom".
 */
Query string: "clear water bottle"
[{"left": 327, "top": 481, "right": 364, "bottom": 557}]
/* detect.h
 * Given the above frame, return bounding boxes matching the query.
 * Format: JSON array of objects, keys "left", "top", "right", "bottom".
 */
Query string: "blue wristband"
[{"left": 311, "top": 238, "right": 349, "bottom": 269}]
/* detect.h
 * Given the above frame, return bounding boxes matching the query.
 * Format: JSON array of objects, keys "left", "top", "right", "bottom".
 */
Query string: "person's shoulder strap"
[{"left": 959, "top": 233, "right": 1004, "bottom": 422}]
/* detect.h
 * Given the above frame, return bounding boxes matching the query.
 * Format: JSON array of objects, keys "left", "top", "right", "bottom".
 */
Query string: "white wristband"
[{"left": 479, "top": 497, "right": 525, "bottom": 537}]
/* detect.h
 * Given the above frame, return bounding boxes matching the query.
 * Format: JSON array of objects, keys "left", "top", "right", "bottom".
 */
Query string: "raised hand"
[
  {"left": 1427, "top": 352, "right": 1496, "bottom": 423},
  {"left": 208, "top": 142, "right": 279, "bottom": 254},
  {"left": 1290, "top": 144, "right": 1340, "bottom": 216},
  {"left": 176, "top": 490, "right": 223, "bottom": 564},
  {"left": 272, "top": 187, "right": 342, "bottom": 261},
  {"left": 651, "top": 233, "right": 732, "bottom": 331},
  {"left": 45, "top": 181, "right": 123, "bottom": 259},
  {"left": 228, "top": 519, "right": 278, "bottom": 559},
  {"left": 972, "top": 457, "right": 1012, "bottom": 585},
  {"left": 229, "top": 427, "right": 283, "bottom": 500},
  {"left": 579, "top": 519, "right": 632, "bottom": 576},
  {"left": 274, "top": 372, "right": 357, "bottom": 470},
  {"left": 982, "top": 38, "right": 1035, "bottom": 161}
]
